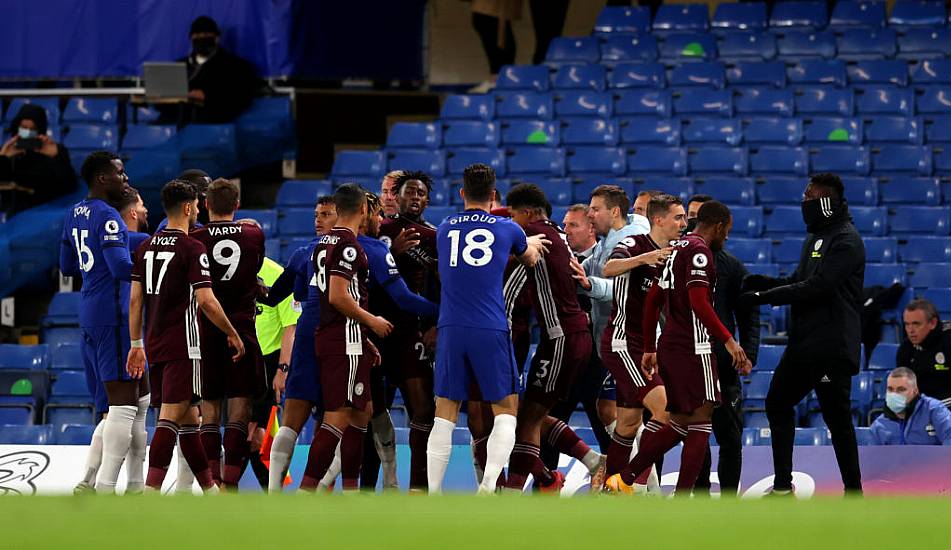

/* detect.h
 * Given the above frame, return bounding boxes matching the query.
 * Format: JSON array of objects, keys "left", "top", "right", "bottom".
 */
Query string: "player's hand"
[
  {"left": 227, "top": 332, "right": 246, "bottom": 362},
  {"left": 527, "top": 234, "right": 551, "bottom": 256},
  {"left": 736, "top": 358, "right": 753, "bottom": 376},
  {"left": 367, "top": 339, "right": 382, "bottom": 367},
  {"left": 37, "top": 135, "right": 58, "bottom": 158},
  {"left": 640, "top": 246, "right": 673, "bottom": 267},
  {"left": 368, "top": 315, "right": 393, "bottom": 338},
  {"left": 390, "top": 228, "right": 420, "bottom": 256},
  {"left": 272, "top": 369, "right": 287, "bottom": 402},
  {"left": 126, "top": 347, "right": 147, "bottom": 379},
  {"left": 725, "top": 338, "right": 749, "bottom": 369},
  {"left": 569, "top": 256, "right": 592, "bottom": 291},
  {"left": 641, "top": 352, "right": 657, "bottom": 380},
  {"left": 737, "top": 291, "right": 762, "bottom": 310},
  {"left": 741, "top": 274, "right": 776, "bottom": 293},
  {"left": 423, "top": 327, "right": 437, "bottom": 352},
  {"left": 256, "top": 277, "right": 269, "bottom": 300},
  {"left": 0, "top": 136, "right": 23, "bottom": 158}
]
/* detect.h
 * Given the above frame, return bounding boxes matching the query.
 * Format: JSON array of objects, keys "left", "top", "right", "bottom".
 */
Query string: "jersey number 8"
[
  {"left": 447, "top": 228, "right": 495, "bottom": 268},
  {"left": 311, "top": 249, "right": 328, "bottom": 292}
]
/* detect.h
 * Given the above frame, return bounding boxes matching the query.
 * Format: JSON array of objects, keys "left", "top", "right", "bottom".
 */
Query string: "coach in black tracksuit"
[{"left": 740, "top": 173, "right": 865, "bottom": 495}]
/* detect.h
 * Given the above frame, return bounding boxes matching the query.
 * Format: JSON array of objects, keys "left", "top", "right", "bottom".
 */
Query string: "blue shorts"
[
  {"left": 434, "top": 326, "right": 519, "bottom": 402},
  {"left": 82, "top": 325, "right": 133, "bottom": 414},
  {"left": 285, "top": 317, "right": 322, "bottom": 410},
  {"left": 599, "top": 371, "right": 617, "bottom": 402}
]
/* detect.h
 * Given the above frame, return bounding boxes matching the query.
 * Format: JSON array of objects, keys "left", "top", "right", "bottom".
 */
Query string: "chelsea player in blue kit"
[
  {"left": 427, "top": 164, "right": 550, "bottom": 494},
  {"left": 60, "top": 152, "right": 150, "bottom": 494}
]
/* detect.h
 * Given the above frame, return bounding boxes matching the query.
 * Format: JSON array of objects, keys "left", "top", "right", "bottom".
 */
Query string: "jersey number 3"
[{"left": 447, "top": 228, "right": 495, "bottom": 267}]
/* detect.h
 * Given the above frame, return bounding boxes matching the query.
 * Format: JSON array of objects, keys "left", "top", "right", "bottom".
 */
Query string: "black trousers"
[
  {"left": 528, "top": 0, "right": 570, "bottom": 65},
  {"left": 472, "top": 12, "right": 517, "bottom": 75},
  {"left": 765, "top": 357, "right": 863, "bottom": 493},
  {"left": 694, "top": 369, "right": 743, "bottom": 496}
]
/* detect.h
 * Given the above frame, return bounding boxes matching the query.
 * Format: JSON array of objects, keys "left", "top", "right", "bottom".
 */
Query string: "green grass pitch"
[{"left": 0, "top": 494, "right": 947, "bottom": 549}]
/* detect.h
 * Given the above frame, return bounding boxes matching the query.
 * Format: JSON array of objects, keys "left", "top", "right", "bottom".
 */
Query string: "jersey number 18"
[{"left": 447, "top": 228, "right": 495, "bottom": 268}]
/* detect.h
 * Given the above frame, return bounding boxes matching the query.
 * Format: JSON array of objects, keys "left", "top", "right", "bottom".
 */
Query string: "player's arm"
[
  {"left": 102, "top": 244, "right": 134, "bottom": 281},
  {"left": 749, "top": 235, "right": 863, "bottom": 306},
  {"left": 731, "top": 258, "right": 761, "bottom": 366},
  {"left": 688, "top": 285, "right": 750, "bottom": 373},
  {"left": 328, "top": 274, "right": 393, "bottom": 337},
  {"left": 382, "top": 275, "right": 438, "bottom": 319},
  {"left": 126, "top": 280, "right": 146, "bottom": 379},
  {"left": 59, "top": 234, "right": 80, "bottom": 277},
  {"left": 514, "top": 233, "right": 550, "bottom": 268},
  {"left": 196, "top": 287, "right": 246, "bottom": 361},
  {"left": 259, "top": 268, "right": 296, "bottom": 307},
  {"left": 640, "top": 283, "right": 664, "bottom": 378},
  {"left": 603, "top": 246, "right": 672, "bottom": 277}
]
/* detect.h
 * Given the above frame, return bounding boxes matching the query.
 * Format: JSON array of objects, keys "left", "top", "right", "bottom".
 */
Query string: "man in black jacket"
[
  {"left": 740, "top": 173, "right": 865, "bottom": 495},
  {"left": 898, "top": 299, "right": 951, "bottom": 410},
  {"left": 684, "top": 195, "right": 760, "bottom": 497}
]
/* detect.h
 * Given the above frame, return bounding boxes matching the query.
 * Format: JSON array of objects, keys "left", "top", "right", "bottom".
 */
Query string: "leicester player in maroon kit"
[
  {"left": 605, "top": 200, "right": 751, "bottom": 495},
  {"left": 599, "top": 194, "right": 682, "bottom": 490},
  {"left": 127, "top": 180, "right": 245, "bottom": 493},
  {"left": 298, "top": 183, "right": 393, "bottom": 491},
  {"left": 190, "top": 179, "right": 266, "bottom": 490}
]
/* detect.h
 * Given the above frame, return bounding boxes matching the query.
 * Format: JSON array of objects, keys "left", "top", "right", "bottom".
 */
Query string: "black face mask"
[
  {"left": 192, "top": 37, "right": 217, "bottom": 57},
  {"left": 801, "top": 196, "right": 843, "bottom": 231},
  {"left": 682, "top": 217, "right": 698, "bottom": 236}
]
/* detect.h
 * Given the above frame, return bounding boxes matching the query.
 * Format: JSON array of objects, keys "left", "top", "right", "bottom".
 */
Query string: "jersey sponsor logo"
[
  {"left": 619, "top": 237, "right": 637, "bottom": 248},
  {"left": 199, "top": 253, "right": 210, "bottom": 269},
  {"left": 104, "top": 220, "right": 120, "bottom": 234},
  {"left": 385, "top": 253, "right": 397, "bottom": 268},
  {"left": 343, "top": 246, "right": 358, "bottom": 262},
  {"left": 692, "top": 253, "right": 708, "bottom": 268},
  {"left": 0, "top": 451, "right": 49, "bottom": 495},
  {"left": 690, "top": 269, "right": 707, "bottom": 276}
]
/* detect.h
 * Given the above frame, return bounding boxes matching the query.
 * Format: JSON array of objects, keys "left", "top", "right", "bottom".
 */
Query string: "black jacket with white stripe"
[{"left": 897, "top": 322, "right": 951, "bottom": 406}]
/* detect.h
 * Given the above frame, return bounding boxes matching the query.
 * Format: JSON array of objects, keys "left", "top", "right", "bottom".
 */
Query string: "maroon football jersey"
[
  {"left": 315, "top": 227, "right": 370, "bottom": 356},
  {"left": 503, "top": 257, "right": 530, "bottom": 332},
  {"left": 523, "top": 219, "right": 589, "bottom": 338},
  {"left": 657, "top": 233, "right": 717, "bottom": 356},
  {"left": 131, "top": 229, "right": 212, "bottom": 363},
  {"left": 376, "top": 214, "right": 438, "bottom": 326},
  {"left": 604, "top": 234, "right": 662, "bottom": 354},
  {"left": 190, "top": 221, "right": 265, "bottom": 322}
]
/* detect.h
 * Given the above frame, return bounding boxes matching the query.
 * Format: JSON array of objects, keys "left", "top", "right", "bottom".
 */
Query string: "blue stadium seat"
[
  {"left": 0, "top": 425, "right": 51, "bottom": 445},
  {"left": 443, "top": 120, "right": 499, "bottom": 148},
  {"left": 62, "top": 98, "right": 118, "bottom": 123},
  {"left": 865, "top": 263, "right": 907, "bottom": 287},
  {"left": 795, "top": 427, "right": 828, "bottom": 446},
  {"left": 127, "top": 104, "right": 160, "bottom": 124},
  {"left": 560, "top": 118, "right": 619, "bottom": 146},
  {"left": 871, "top": 145, "right": 932, "bottom": 175},
  {"left": 640, "top": 177, "right": 694, "bottom": 202},
  {"left": 552, "top": 64, "right": 606, "bottom": 91},
  {"left": 537, "top": 178, "right": 573, "bottom": 206},
  {"left": 50, "top": 370, "right": 91, "bottom": 398},
  {"left": 385, "top": 122, "right": 441, "bottom": 149},
  {"left": 744, "top": 371, "right": 773, "bottom": 409},
  {"left": 851, "top": 371, "right": 875, "bottom": 417},
  {"left": 599, "top": 35, "right": 659, "bottom": 64},
  {"left": 124, "top": 150, "right": 179, "bottom": 189},
  {"left": 445, "top": 148, "right": 505, "bottom": 176},
  {"left": 64, "top": 124, "right": 118, "bottom": 151},
  {"left": 279, "top": 237, "right": 312, "bottom": 265},
  {"left": 727, "top": 238, "right": 770, "bottom": 263},
  {"left": 43, "top": 292, "right": 80, "bottom": 326},
  {"left": 758, "top": 178, "right": 805, "bottom": 204},
  {"left": 688, "top": 146, "right": 748, "bottom": 175},
  {"left": 743, "top": 117, "right": 803, "bottom": 146},
  {"left": 496, "top": 65, "right": 551, "bottom": 92},
  {"left": 0, "top": 405, "right": 32, "bottom": 425},
  {"left": 499, "top": 120, "right": 559, "bottom": 147},
  {"left": 770, "top": 2, "right": 829, "bottom": 29},
  {"left": 0, "top": 344, "right": 48, "bottom": 370},
  {"left": 734, "top": 88, "right": 794, "bottom": 117},
  {"left": 426, "top": 206, "right": 455, "bottom": 224},
  {"left": 855, "top": 86, "right": 914, "bottom": 117},
  {"left": 607, "top": 62, "right": 665, "bottom": 89},
  {"left": 744, "top": 411, "right": 770, "bottom": 428},
  {"left": 802, "top": 116, "right": 862, "bottom": 145},
  {"left": 766, "top": 206, "right": 805, "bottom": 234},
  {"left": 829, "top": 1, "right": 885, "bottom": 28},
  {"left": 891, "top": 206, "right": 951, "bottom": 235},
  {"left": 673, "top": 89, "right": 732, "bottom": 117},
  {"left": 776, "top": 31, "right": 836, "bottom": 60},
  {"left": 879, "top": 176, "right": 940, "bottom": 205},
  {"left": 265, "top": 238, "right": 280, "bottom": 260},
  {"left": 625, "top": 147, "right": 687, "bottom": 176},
  {"left": 121, "top": 125, "right": 176, "bottom": 150},
  {"left": 773, "top": 237, "right": 805, "bottom": 263},
  {"left": 50, "top": 343, "right": 83, "bottom": 371},
  {"left": 545, "top": 37, "right": 601, "bottom": 65},
  {"left": 855, "top": 427, "right": 875, "bottom": 446},
  {"left": 911, "top": 59, "right": 951, "bottom": 87},
  {"left": 572, "top": 177, "right": 635, "bottom": 203},
  {"left": 922, "top": 288, "right": 951, "bottom": 317},
  {"left": 653, "top": 4, "right": 709, "bottom": 33},
  {"left": 936, "top": 148, "right": 951, "bottom": 175},
  {"left": 505, "top": 147, "right": 566, "bottom": 176},
  {"left": 890, "top": 1, "right": 946, "bottom": 27},
  {"left": 749, "top": 147, "right": 808, "bottom": 176},
  {"left": 177, "top": 124, "right": 237, "bottom": 174},
  {"left": 553, "top": 91, "right": 613, "bottom": 118},
  {"left": 842, "top": 176, "right": 878, "bottom": 206},
  {"left": 901, "top": 236, "right": 951, "bottom": 263},
  {"left": 496, "top": 92, "right": 554, "bottom": 119},
  {"left": 810, "top": 145, "right": 870, "bottom": 175},
  {"left": 386, "top": 149, "right": 446, "bottom": 176},
  {"left": 787, "top": 59, "right": 847, "bottom": 87},
  {"left": 726, "top": 61, "right": 786, "bottom": 89},
  {"left": 275, "top": 180, "right": 333, "bottom": 208},
  {"left": 669, "top": 62, "right": 726, "bottom": 89},
  {"left": 681, "top": 118, "right": 741, "bottom": 145},
  {"left": 234, "top": 209, "right": 277, "bottom": 236},
  {"left": 428, "top": 179, "right": 451, "bottom": 207},
  {"left": 441, "top": 94, "right": 495, "bottom": 121},
  {"left": 847, "top": 60, "right": 909, "bottom": 88},
  {"left": 795, "top": 87, "right": 853, "bottom": 116},
  {"left": 712, "top": 2, "right": 767, "bottom": 32},
  {"left": 46, "top": 406, "right": 95, "bottom": 429},
  {"left": 659, "top": 33, "right": 718, "bottom": 62},
  {"left": 925, "top": 116, "right": 951, "bottom": 142},
  {"left": 56, "top": 423, "right": 96, "bottom": 445},
  {"left": 619, "top": 118, "right": 681, "bottom": 145},
  {"left": 729, "top": 206, "right": 764, "bottom": 237},
  {"left": 6, "top": 97, "right": 60, "bottom": 124},
  {"left": 912, "top": 262, "right": 951, "bottom": 288},
  {"left": 614, "top": 89, "right": 672, "bottom": 117},
  {"left": 717, "top": 32, "right": 777, "bottom": 63},
  {"left": 864, "top": 117, "right": 922, "bottom": 145},
  {"left": 747, "top": 264, "right": 780, "bottom": 277},
  {"left": 851, "top": 206, "right": 888, "bottom": 236},
  {"left": 276, "top": 208, "right": 317, "bottom": 236},
  {"left": 897, "top": 28, "right": 951, "bottom": 59},
  {"left": 757, "top": 344, "right": 786, "bottom": 371},
  {"left": 868, "top": 343, "right": 898, "bottom": 371},
  {"left": 742, "top": 427, "right": 760, "bottom": 446},
  {"left": 594, "top": 6, "right": 651, "bottom": 35},
  {"left": 696, "top": 176, "right": 755, "bottom": 205},
  {"left": 837, "top": 29, "right": 897, "bottom": 61},
  {"left": 41, "top": 327, "right": 83, "bottom": 349},
  {"left": 331, "top": 150, "right": 385, "bottom": 178}
]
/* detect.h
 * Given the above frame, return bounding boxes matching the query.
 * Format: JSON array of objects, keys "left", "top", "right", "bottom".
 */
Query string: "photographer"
[{"left": 0, "top": 104, "right": 76, "bottom": 211}]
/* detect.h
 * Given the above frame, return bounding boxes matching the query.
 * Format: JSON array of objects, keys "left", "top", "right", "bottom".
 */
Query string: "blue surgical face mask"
[
  {"left": 886, "top": 392, "right": 908, "bottom": 414},
  {"left": 17, "top": 127, "right": 37, "bottom": 139}
]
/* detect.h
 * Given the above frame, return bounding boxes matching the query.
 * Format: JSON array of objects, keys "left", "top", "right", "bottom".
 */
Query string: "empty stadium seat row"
[{"left": 731, "top": 236, "right": 951, "bottom": 265}]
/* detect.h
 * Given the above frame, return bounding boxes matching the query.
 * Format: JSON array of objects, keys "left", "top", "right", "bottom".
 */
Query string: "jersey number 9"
[{"left": 212, "top": 239, "right": 241, "bottom": 281}]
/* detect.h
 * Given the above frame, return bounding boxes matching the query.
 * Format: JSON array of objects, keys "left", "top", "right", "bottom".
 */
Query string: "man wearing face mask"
[
  {"left": 739, "top": 173, "right": 865, "bottom": 495},
  {"left": 0, "top": 104, "right": 76, "bottom": 211},
  {"left": 870, "top": 368, "right": 951, "bottom": 445},
  {"left": 178, "top": 16, "right": 264, "bottom": 123}
]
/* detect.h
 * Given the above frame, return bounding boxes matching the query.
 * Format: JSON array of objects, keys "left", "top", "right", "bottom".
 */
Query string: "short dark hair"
[
  {"left": 590, "top": 185, "right": 630, "bottom": 216},
  {"left": 809, "top": 172, "right": 845, "bottom": 200},
  {"left": 696, "top": 200, "right": 732, "bottom": 228},
  {"left": 115, "top": 186, "right": 141, "bottom": 213},
  {"left": 178, "top": 169, "right": 211, "bottom": 195},
  {"left": 687, "top": 194, "right": 714, "bottom": 206},
  {"left": 394, "top": 170, "right": 432, "bottom": 195},
  {"left": 317, "top": 195, "right": 335, "bottom": 207},
  {"left": 205, "top": 178, "right": 240, "bottom": 215},
  {"left": 462, "top": 163, "right": 496, "bottom": 203},
  {"left": 647, "top": 194, "right": 683, "bottom": 221},
  {"left": 161, "top": 179, "right": 198, "bottom": 214},
  {"left": 506, "top": 183, "right": 548, "bottom": 212},
  {"left": 333, "top": 183, "right": 367, "bottom": 216},
  {"left": 905, "top": 298, "right": 939, "bottom": 322},
  {"left": 80, "top": 151, "right": 119, "bottom": 185}
]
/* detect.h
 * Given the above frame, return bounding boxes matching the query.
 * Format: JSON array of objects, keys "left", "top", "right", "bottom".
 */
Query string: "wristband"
[
  {"left": 278, "top": 363, "right": 289, "bottom": 373},
  {"left": 131, "top": 339, "right": 144, "bottom": 349}
]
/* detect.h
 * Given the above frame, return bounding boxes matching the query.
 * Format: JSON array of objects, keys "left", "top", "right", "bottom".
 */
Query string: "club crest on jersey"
[
  {"left": 811, "top": 239, "right": 823, "bottom": 258},
  {"left": 199, "top": 254, "right": 210, "bottom": 268},
  {"left": 937, "top": 352, "right": 946, "bottom": 370},
  {"left": 380, "top": 235, "right": 392, "bottom": 248},
  {"left": 354, "top": 382, "right": 365, "bottom": 396},
  {"left": 385, "top": 253, "right": 397, "bottom": 267},
  {"left": 619, "top": 237, "right": 637, "bottom": 248},
  {"left": 104, "top": 220, "right": 120, "bottom": 234},
  {"left": 343, "top": 247, "right": 358, "bottom": 262},
  {"left": 692, "top": 253, "right": 708, "bottom": 268}
]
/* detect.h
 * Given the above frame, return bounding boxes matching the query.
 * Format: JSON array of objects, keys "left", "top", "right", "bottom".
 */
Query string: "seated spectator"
[
  {"left": 179, "top": 16, "right": 265, "bottom": 123},
  {"left": 0, "top": 104, "right": 76, "bottom": 211},
  {"left": 897, "top": 299, "right": 951, "bottom": 410},
  {"left": 870, "top": 368, "right": 951, "bottom": 445}
]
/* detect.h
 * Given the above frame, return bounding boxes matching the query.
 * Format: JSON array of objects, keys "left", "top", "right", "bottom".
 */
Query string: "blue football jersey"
[
  {"left": 61, "top": 199, "right": 132, "bottom": 327},
  {"left": 286, "top": 239, "right": 320, "bottom": 324},
  {"left": 436, "top": 209, "right": 528, "bottom": 331},
  {"left": 358, "top": 235, "right": 401, "bottom": 290}
]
